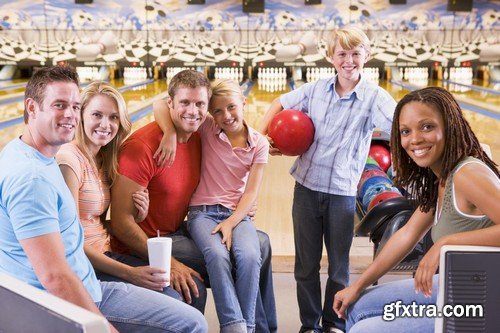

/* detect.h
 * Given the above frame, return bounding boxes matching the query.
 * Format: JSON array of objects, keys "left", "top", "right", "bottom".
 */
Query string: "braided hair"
[{"left": 390, "top": 87, "right": 499, "bottom": 213}]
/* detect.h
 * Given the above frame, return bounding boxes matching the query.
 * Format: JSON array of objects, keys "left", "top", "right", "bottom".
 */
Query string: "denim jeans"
[
  {"left": 187, "top": 204, "right": 262, "bottom": 333},
  {"left": 347, "top": 275, "right": 438, "bottom": 332},
  {"left": 96, "top": 252, "right": 206, "bottom": 310},
  {"left": 98, "top": 280, "right": 207, "bottom": 332},
  {"left": 293, "top": 182, "right": 355, "bottom": 332},
  {"left": 169, "top": 221, "right": 277, "bottom": 333}
]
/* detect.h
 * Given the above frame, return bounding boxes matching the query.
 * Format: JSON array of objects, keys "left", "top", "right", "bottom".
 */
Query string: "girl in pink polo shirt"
[{"left": 154, "top": 79, "right": 269, "bottom": 333}]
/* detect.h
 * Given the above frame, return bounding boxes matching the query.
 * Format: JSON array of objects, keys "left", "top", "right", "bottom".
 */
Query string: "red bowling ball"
[
  {"left": 369, "top": 144, "right": 391, "bottom": 172},
  {"left": 268, "top": 109, "right": 315, "bottom": 156}
]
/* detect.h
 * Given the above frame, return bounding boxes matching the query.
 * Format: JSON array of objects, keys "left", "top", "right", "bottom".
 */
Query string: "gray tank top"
[{"left": 431, "top": 157, "right": 496, "bottom": 243}]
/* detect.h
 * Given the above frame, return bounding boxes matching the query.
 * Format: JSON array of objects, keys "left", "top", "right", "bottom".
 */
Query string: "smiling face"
[
  {"left": 26, "top": 81, "right": 81, "bottom": 155},
  {"left": 330, "top": 42, "right": 368, "bottom": 82},
  {"left": 399, "top": 101, "right": 446, "bottom": 175},
  {"left": 209, "top": 94, "right": 246, "bottom": 134},
  {"left": 82, "top": 94, "right": 120, "bottom": 155},
  {"left": 167, "top": 85, "right": 209, "bottom": 141}
]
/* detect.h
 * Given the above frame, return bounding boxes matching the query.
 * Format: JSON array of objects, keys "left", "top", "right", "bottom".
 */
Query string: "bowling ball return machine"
[{"left": 354, "top": 131, "right": 433, "bottom": 275}]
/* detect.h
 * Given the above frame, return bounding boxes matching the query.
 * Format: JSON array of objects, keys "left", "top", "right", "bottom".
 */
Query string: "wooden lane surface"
[{"left": 245, "top": 82, "right": 297, "bottom": 256}]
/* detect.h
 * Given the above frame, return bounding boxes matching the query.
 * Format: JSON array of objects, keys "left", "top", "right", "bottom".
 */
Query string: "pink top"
[
  {"left": 190, "top": 117, "right": 269, "bottom": 210},
  {"left": 56, "top": 143, "right": 111, "bottom": 253}
]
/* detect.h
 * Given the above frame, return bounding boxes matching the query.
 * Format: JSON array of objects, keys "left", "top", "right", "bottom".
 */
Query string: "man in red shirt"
[{"left": 110, "top": 70, "right": 277, "bottom": 332}]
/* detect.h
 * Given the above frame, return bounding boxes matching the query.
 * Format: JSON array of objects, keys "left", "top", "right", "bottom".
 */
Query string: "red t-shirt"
[{"left": 111, "top": 122, "right": 201, "bottom": 253}]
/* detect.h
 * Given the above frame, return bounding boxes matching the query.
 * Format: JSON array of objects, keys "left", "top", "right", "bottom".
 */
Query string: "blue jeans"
[
  {"left": 293, "top": 182, "right": 355, "bottom": 332},
  {"left": 347, "top": 276, "right": 438, "bottom": 332},
  {"left": 170, "top": 221, "right": 277, "bottom": 333},
  {"left": 96, "top": 252, "right": 206, "bottom": 311},
  {"left": 98, "top": 281, "right": 207, "bottom": 332},
  {"left": 187, "top": 205, "right": 262, "bottom": 333}
]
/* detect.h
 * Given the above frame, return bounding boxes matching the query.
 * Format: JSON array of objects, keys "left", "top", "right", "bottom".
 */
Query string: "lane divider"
[
  {"left": 441, "top": 79, "right": 500, "bottom": 96},
  {"left": 0, "top": 82, "right": 27, "bottom": 91}
]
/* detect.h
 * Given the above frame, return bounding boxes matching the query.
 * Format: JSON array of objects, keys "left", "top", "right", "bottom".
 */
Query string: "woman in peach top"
[{"left": 57, "top": 81, "right": 177, "bottom": 295}]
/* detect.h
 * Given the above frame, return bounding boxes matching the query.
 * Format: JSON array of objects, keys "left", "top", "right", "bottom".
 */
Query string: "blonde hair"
[
  {"left": 209, "top": 79, "right": 244, "bottom": 111},
  {"left": 75, "top": 81, "right": 131, "bottom": 185},
  {"left": 210, "top": 79, "right": 244, "bottom": 98},
  {"left": 327, "top": 26, "right": 371, "bottom": 57}
]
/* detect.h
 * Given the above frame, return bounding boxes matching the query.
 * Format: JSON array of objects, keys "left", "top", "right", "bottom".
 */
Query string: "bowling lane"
[
  {"left": 470, "top": 79, "right": 499, "bottom": 90},
  {"left": 245, "top": 79, "right": 291, "bottom": 129},
  {"left": 0, "top": 79, "right": 168, "bottom": 151},
  {"left": 0, "top": 99, "right": 24, "bottom": 123},
  {"left": 245, "top": 81, "right": 299, "bottom": 255},
  {"left": 128, "top": 79, "right": 169, "bottom": 131},
  {"left": 0, "top": 86, "right": 25, "bottom": 96},
  {"left": 121, "top": 79, "right": 167, "bottom": 111},
  {"left": 432, "top": 80, "right": 499, "bottom": 107},
  {"left": 0, "top": 79, "right": 28, "bottom": 90}
]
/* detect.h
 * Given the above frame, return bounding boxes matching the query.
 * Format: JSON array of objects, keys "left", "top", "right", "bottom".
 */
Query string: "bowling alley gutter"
[
  {"left": 0, "top": 79, "right": 155, "bottom": 130},
  {"left": 390, "top": 79, "right": 500, "bottom": 121}
]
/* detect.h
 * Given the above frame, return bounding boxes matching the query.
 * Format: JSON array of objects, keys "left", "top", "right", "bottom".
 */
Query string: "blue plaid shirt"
[{"left": 280, "top": 75, "right": 396, "bottom": 196}]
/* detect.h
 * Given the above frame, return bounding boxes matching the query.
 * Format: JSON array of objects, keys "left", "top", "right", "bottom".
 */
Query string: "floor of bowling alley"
[{"left": 0, "top": 68, "right": 498, "bottom": 332}]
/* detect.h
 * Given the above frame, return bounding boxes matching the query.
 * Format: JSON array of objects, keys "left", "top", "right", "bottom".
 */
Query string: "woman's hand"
[
  {"left": 133, "top": 189, "right": 149, "bottom": 223},
  {"left": 333, "top": 285, "right": 363, "bottom": 320},
  {"left": 153, "top": 133, "right": 177, "bottom": 167},
  {"left": 127, "top": 265, "right": 169, "bottom": 291},
  {"left": 414, "top": 242, "right": 441, "bottom": 297}
]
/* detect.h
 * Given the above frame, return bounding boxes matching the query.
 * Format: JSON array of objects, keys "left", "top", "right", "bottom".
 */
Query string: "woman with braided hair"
[{"left": 333, "top": 86, "right": 500, "bottom": 332}]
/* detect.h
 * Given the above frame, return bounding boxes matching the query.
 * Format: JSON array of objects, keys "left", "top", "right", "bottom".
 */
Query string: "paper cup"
[{"left": 147, "top": 237, "right": 172, "bottom": 286}]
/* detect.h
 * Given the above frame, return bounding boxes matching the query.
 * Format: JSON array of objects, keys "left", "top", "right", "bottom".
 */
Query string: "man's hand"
[
  {"left": 170, "top": 258, "right": 204, "bottom": 304},
  {"left": 212, "top": 220, "right": 235, "bottom": 251}
]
